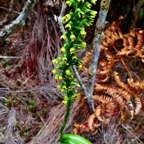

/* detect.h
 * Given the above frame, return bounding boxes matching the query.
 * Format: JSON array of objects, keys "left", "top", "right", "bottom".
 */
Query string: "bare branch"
[
  {"left": 0, "top": 0, "right": 37, "bottom": 43},
  {"left": 88, "top": 0, "right": 111, "bottom": 113},
  {"left": 0, "top": 56, "right": 20, "bottom": 59},
  {"left": 0, "top": 0, "right": 15, "bottom": 27},
  {"left": 57, "top": 2, "right": 67, "bottom": 33}
]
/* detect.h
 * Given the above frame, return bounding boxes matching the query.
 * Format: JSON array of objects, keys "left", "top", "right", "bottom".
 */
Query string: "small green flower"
[
  {"left": 52, "top": 69, "right": 57, "bottom": 74},
  {"left": 90, "top": 0, "right": 97, "bottom": 5},
  {"left": 70, "top": 34, "right": 76, "bottom": 42},
  {"left": 55, "top": 75, "right": 59, "bottom": 80},
  {"left": 78, "top": 64, "right": 82, "bottom": 69},
  {"left": 90, "top": 10, "right": 97, "bottom": 17},
  {"left": 62, "top": 14, "right": 71, "bottom": 24},
  {"left": 60, "top": 33, "right": 67, "bottom": 41},
  {"left": 60, "top": 89, "right": 65, "bottom": 92},
  {"left": 57, "top": 84, "right": 61, "bottom": 89},
  {"left": 65, "top": 23, "right": 71, "bottom": 30},
  {"left": 70, "top": 47, "right": 75, "bottom": 54},
  {"left": 62, "top": 95, "right": 68, "bottom": 104},
  {"left": 62, "top": 57, "right": 67, "bottom": 62},
  {"left": 52, "top": 59, "right": 59, "bottom": 64},
  {"left": 77, "top": 0, "right": 84, "bottom": 3},
  {"left": 81, "top": 41, "right": 87, "bottom": 48},
  {"left": 80, "top": 30, "right": 87, "bottom": 38},
  {"left": 75, "top": 8, "right": 84, "bottom": 18},
  {"left": 65, "top": 69, "right": 71, "bottom": 75},
  {"left": 86, "top": 2, "right": 92, "bottom": 8},
  {"left": 72, "top": 55, "right": 78, "bottom": 60},
  {"left": 58, "top": 75, "right": 63, "bottom": 80},
  {"left": 66, "top": 0, "right": 72, "bottom": 6},
  {"left": 60, "top": 47, "right": 66, "bottom": 53}
]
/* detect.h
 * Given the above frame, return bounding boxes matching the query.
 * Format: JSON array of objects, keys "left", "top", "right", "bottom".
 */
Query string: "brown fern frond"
[
  {"left": 88, "top": 114, "right": 101, "bottom": 131},
  {"left": 73, "top": 123, "right": 90, "bottom": 134},
  {"left": 94, "top": 84, "right": 125, "bottom": 108},
  {"left": 127, "top": 78, "right": 144, "bottom": 89},
  {"left": 80, "top": 51, "right": 92, "bottom": 72},
  {"left": 134, "top": 97, "right": 142, "bottom": 115},
  {"left": 94, "top": 84, "right": 136, "bottom": 119},
  {"left": 94, "top": 105, "right": 104, "bottom": 122},
  {"left": 92, "top": 94, "right": 113, "bottom": 104},
  {"left": 113, "top": 71, "right": 134, "bottom": 98},
  {"left": 74, "top": 19, "right": 144, "bottom": 137}
]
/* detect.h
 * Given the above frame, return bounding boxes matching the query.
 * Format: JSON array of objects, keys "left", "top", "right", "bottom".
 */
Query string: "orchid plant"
[{"left": 52, "top": 0, "right": 97, "bottom": 143}]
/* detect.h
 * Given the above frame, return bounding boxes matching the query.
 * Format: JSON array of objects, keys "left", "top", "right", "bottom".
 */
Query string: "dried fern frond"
[
  {"left": 80, "top": 51, "right": 92, "bottom": 72},
  {"left": 94, "top": 84, "right": 136, "bottom": 119},
  {"left": 94, "top": 84, "right": 125, "bottom": 108},
  {"left": 73, "top": 123, "right": 90, "bottom": 134},
  {"left": 92, "top": 94, "right": 113, "bottom": 104},
  {"left": 134, "top": 97, "right": 142, "bottom": 115},
  {"left": 127, "top": 78, "right": 144, "bottom": 89}
]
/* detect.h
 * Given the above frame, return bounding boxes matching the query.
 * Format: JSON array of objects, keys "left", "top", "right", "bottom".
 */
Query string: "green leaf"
[{"left": 61, "top": 134, "right": 92, "bottom": 144}]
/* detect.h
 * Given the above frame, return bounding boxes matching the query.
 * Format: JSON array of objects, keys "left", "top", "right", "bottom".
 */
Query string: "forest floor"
[{"left": 0, "top": 2, "right": 144, "bottom": 144}]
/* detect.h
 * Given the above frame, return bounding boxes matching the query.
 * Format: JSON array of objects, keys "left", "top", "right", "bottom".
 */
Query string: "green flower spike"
[
  {"left": 70, "top": 34, "right": 76, "bottom": 42},
  {"left": 52, "top": 0, "right": 98, "bottom": 141}
]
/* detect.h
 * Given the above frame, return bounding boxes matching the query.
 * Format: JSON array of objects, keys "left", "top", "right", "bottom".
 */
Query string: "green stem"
[{"left": 60, "top": 99, "right": 72, "bottom": 142}]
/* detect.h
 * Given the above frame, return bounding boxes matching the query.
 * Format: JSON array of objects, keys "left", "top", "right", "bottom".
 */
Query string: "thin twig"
[
  {"left": 0, "top": 56, "right": 20, "bottom": 59},
  {"left": 0, "top": 6, "right": 19, "bottom": 14},
  {"left": 0, "top": 0, "right": 37, "bottom": 43},
  {"left": 57, "top": 2, "right": 67, "bottom": 33},
  {"left": 72, "top": 66, "right": 89, "bottom": 97},
  {"left": 121, "top": 124, "right": 144, "bottom": 144},
  {"left": 0, "top": 0, "right": 15, "bottom": 27},
  {"left": 88, "top": 0, "right": 111, "bottom": 113}
]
